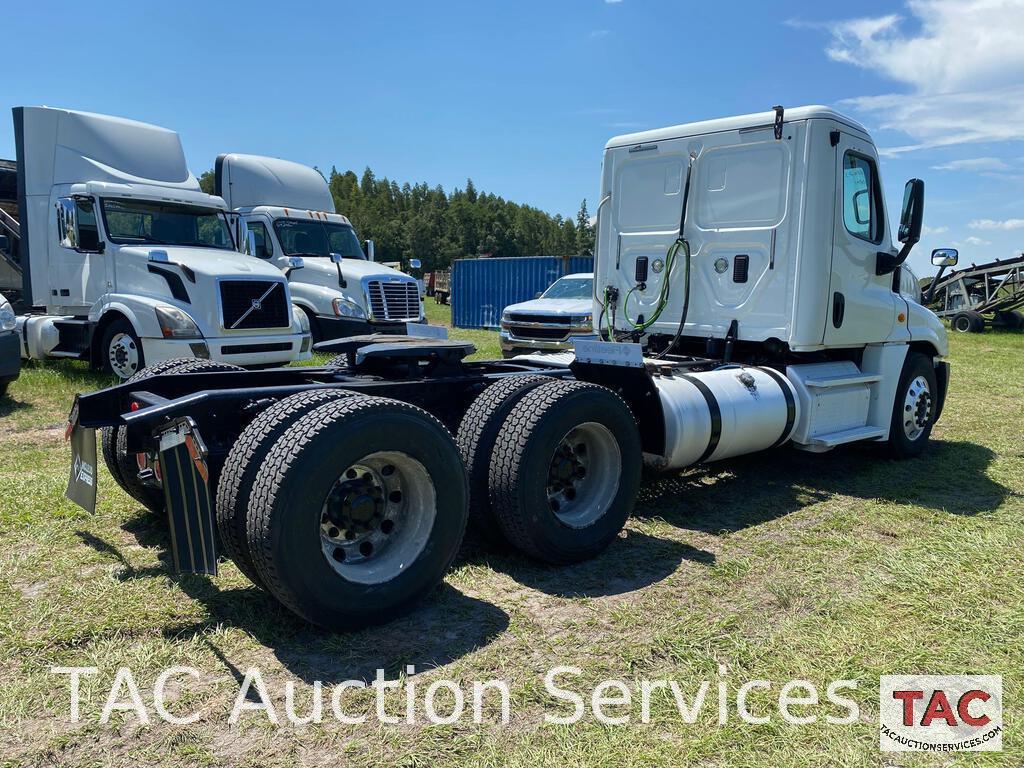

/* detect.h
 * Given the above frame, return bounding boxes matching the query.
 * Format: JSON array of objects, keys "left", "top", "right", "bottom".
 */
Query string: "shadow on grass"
[
  {"left": 466, "top": 530, "right": 714, "bottom": 598},
  {"left": 634, "top": 438, "right": 1006, "bottom": 535},
  {"left": 0, "top": 393, "right": 32, "bottom": 419},
  {"left": 77, "top": 525, "right": 509, "bottom": 685}
]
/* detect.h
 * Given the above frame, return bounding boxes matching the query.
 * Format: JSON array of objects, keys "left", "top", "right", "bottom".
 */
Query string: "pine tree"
[{"left": 575, "top": 199, "right": 594, "bottom": 255}]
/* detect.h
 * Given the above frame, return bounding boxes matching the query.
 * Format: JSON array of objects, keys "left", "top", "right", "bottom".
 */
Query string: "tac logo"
[{"left": 879, "top": 675, "right": 1002, "bottom": 752}]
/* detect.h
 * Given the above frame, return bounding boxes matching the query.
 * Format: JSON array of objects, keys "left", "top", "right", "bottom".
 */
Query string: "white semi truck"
[
  {"left": 68, "top": 105, "right": 949, "bottom": 631},
  {"left": 2, "top": 107, "right": 311, "bottom": 379},
  {"left": 214, "top": 153, "right": 425, "bottom": 342}
]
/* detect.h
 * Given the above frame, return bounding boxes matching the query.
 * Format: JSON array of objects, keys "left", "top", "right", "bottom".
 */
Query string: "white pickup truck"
[
  {"left": 215, "top": 154, "right": 425, "bottom": 343},
  {"left": 3, "top": 107, "right": 311, "bottom": 379}
]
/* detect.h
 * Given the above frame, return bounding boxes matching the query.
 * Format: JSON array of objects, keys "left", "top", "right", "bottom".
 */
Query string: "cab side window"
[
  {"left": 247, "top": 221, "right": 273, "bottom": 259},
  {"left": 842, "top": 152, "right": 883, "bottom": 243}
]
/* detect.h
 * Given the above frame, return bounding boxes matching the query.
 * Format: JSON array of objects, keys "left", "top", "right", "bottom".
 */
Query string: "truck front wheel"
[
  {"left": 100, "top": 317, "right": 145, "bottom": 380},
  {"left": 886, "top": 353, "right": 938, "bottom": 459},
  {"left": 488, "top": 380, "right": 642, "bottom": 564},
  {"left": 246, "top": 395, "right": 468, "bottom": 630}
]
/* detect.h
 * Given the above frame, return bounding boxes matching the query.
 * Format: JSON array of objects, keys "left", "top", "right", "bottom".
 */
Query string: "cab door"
[
  {"left": 824, "top": 134, "right": 898, "bottom": 346},
  {"left": 49, "top": 195, "right": 108, "bottom": 311}
]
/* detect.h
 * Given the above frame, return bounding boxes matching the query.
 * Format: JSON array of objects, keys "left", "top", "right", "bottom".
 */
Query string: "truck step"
[
  {"left": 804, "top": 373, "right": 881, "bottom": 389},
  {"left": 810, "top": 425, "right": 886, "bottom": 447},
  {"left": 52, "top": 319, "right": 93, "bottom": 356}
]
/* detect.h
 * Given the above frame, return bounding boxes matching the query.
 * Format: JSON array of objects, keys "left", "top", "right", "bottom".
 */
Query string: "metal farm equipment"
[{"left": 925, "top": 253, "right": 1024, "bottom": 333}]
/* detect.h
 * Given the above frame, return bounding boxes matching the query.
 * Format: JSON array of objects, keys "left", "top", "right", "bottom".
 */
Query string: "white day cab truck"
[
  {"left": 0, "top": 107, "right": 311, "bottom": 380},
  {"left": 67, "top": 105, "right": 949, "bottom": 631},
  {"left": 214, "top": 153, "right": 425, "bottom": 343}
]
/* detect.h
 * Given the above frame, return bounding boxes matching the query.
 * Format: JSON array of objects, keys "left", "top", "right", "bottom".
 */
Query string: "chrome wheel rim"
[
  {"left": 902, "top": 375, "right": 932, "bottom": 441},
  {"left": 953, "top": 315, "right": 972, "bottom": 332},
  {"left": 546, "top": 422, "right": 621, "bottom": 528},
  {"left": 108, "top": 332, "right": 140, "bottom": 379},
  {"left": 319, "top": 451, "right": 436, "bottom": 585}
]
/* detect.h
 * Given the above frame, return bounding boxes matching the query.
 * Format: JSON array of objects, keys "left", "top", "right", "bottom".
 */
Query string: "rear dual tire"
[
  {"left": 101, "top": 359, "right": 245, "bottom": 512},
  {"left": 485, "top": 379, "right": 642, "bottom": 564},
  {"left": 244, "top": 395, "right": 468, "bottom": 630}
]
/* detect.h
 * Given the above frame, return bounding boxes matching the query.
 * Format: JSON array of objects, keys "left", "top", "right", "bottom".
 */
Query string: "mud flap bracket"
[{"left": 158, "top": 418, "right": 218, "bottom": 576}]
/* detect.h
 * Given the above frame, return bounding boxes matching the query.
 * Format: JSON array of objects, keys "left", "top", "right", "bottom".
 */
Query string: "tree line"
[{"left": 200, "top": 167, "right": 594, "bottom": 271}]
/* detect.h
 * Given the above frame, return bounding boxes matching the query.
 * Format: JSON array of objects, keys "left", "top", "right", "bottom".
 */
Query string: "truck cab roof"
[
  {"left": 236, "top": 205, "right": 352, "bottom": 226},
  {"left": 605, "top": 105, "right": 870, "bottom": 149}
]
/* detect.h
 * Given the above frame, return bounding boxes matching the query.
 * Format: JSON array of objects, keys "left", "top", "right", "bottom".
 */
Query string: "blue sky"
[{"left": 1, "top": 0, "right": 1021, "bottom": 276}]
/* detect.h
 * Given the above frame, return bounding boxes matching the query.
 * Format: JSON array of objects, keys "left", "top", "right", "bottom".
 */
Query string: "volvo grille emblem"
[{"left": 251, "top": 299, "right": 262, "bottom": 310}]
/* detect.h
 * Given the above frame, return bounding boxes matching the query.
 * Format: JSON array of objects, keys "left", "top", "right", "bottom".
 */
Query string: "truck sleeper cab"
[
  {"left": 67, "top": 106, "right": 949, "bottom": 632},
  {"left": 10, "top": 107, "right": 311, "bottom": 379},
  {"left": 215, "top": 154, "right": 424, "bottom": 343}
]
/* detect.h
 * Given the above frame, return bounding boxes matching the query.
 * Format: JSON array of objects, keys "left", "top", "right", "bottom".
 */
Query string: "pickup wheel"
[
  {"left": 100, "top": 318, "right": 145, "bottom": 380},
  {"left": 456, "top": 374, "right": 552, "bottom": 544},
  {"left": 103, "top": 359, "right": 245, "bottom": 511},
  {"left": 886, "top": 353, "right": 938, "bottom": 459},
  {"left": 215, "top": 388, "right": 355, "bottom": 587},
  {"left": 488, "top": 380, "right": 642, "bottom": 564},
  {"left": 246, "top": 395, "right": 468, "bottom": 630}
]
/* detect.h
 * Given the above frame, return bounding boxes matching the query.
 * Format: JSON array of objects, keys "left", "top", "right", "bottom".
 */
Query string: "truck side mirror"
[
  {"left": 923, "top": 247, "right": 959, "bottom": 304},
  {"left": 364, "top": 239, "right": 375, "bottom": 262},
  {"left": 409, "top": 258, "right": 422, "bottom": 270},
  {"left": 898, "top": 179, "right": 924, "bottom": 245},
  {"left": 284, "top": 256, "right": 304, "bottom": 278},
  {"left": 330, "top": 253, "right": 344, "bottom": 264},
  {"left": 877, "top": 178, "right": 924, "bottom": 275},
  {"left": 245, "top": 230, "right": 257, "bottom": 257}
]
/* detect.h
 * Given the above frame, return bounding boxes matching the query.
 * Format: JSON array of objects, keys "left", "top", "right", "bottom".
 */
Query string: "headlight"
[
  {"left": 332, "top": 297, "right": 366, "bottom": 318},
  {"left": 0, "top": 300, "right": 15, "bottom": 332},
  {"left": 154, "top": 305, "right": 202, "bottom": 339},
  {"left": 571, "top": 314, "right": 593, "bottom": 327},
  {"left": 292, "top": 305, "right": 310, "bottom": 334}
]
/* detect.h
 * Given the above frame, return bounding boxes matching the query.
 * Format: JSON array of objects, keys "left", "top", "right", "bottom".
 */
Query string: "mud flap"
[
  {"left": 158, "top": 419, "right": 218, "bottom": 576},
  {"left": 65, "top": 397, "right": 98, "bottom": 513}
]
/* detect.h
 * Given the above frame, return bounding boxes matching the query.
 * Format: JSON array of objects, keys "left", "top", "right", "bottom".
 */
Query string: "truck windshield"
[
  {"left": 542, "top": 277, "right": 593, "bottom": 299},
  {"left": 273, "top": 219, "right": 365, "bottom": 259},
  {"left": 100, "top": 199, "right": 233, "bottom": 249}
]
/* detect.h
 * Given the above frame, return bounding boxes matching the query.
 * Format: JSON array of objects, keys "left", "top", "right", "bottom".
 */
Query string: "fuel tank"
[{"left": 651, "top": 365, "right": 798, "bottom": 469}]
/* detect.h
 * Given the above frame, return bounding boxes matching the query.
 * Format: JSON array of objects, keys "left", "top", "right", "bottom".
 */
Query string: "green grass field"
[{"left": 0, "top": 313, "right": 1021, "bottom": 767}]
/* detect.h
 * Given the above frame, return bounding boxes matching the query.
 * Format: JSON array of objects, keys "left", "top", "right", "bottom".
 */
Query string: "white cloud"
[
  {"left": 810, "top": 0, "right": 1024, "bottom": 153},
  {"left": 968, "top": 218, "right": 1024, "bottom": 231},
  {"left": 931, "top": 157, "right": 1011, "bottom": 172},
  {"left": 589, "top": 29, "right": 611, "bottom": 39},
  {"left": 605, "top": 0, "right": 623, "bottom": 3},
  {"left": 921, "top": 225, "right": 948, "bottom": 236},
  {"left": 962, "top": 236, "right": 992, "bottom": 246}
]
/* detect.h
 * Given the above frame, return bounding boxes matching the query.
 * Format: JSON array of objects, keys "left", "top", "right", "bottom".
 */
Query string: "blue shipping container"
[{"left": 451, "top": 255, "right": 595, "bottom": 329}]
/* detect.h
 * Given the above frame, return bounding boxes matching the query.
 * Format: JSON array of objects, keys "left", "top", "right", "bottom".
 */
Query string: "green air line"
[{"left": 621, "top": 238, "right": 682, "bottom": 331}]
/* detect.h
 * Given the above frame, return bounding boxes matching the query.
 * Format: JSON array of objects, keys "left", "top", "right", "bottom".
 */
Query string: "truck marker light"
[{"left": 898, "top": 312, "right": 906, "bottom": 322}]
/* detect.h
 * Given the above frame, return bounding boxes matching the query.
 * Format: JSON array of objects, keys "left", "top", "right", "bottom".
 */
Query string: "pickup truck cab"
[
  {"left": 216, "top": 154, "right": 424, "bottom": 343},
  {"left": 500, "top": 272, "right": 596, "bottom": 357}
]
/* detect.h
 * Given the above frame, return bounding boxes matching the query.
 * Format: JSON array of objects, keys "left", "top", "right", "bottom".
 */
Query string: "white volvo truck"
[
  {"left": 4, "top": 107, "right": 311, "bottom": 379},
  {"left": 214, "top": 153, "right": 424, "bottom": 343},
  {"left": 68, "top": 105, "right": 949, "bottom": 631}
]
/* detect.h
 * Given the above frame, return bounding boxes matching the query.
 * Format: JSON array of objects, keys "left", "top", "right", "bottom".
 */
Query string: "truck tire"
[
  {"left": 246, "top": 396, "right": 468, "bottom": 630},
  {"left": 100, "top": 317, "right": 146, "bottom": 380},
  {"left": 456, "top": 374, "right": 552, "bottom": 544},
  {"left": 488, "top": 380, "right": 642, "bottom": 564},
  {"left": 215, "top": 388, "right": 355, "bottom": 587},
  {"left": 105, "top": 360, "right": 245, "bottom": 511},
  {"left": 952, "top": 311, "right": 984, "bottom": 333},
  {"left": 100, "top": 357, "right": 206, "bottom": 500},
  {"left": 886, "top": 353, "right": 938, "bottom": 459}
]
